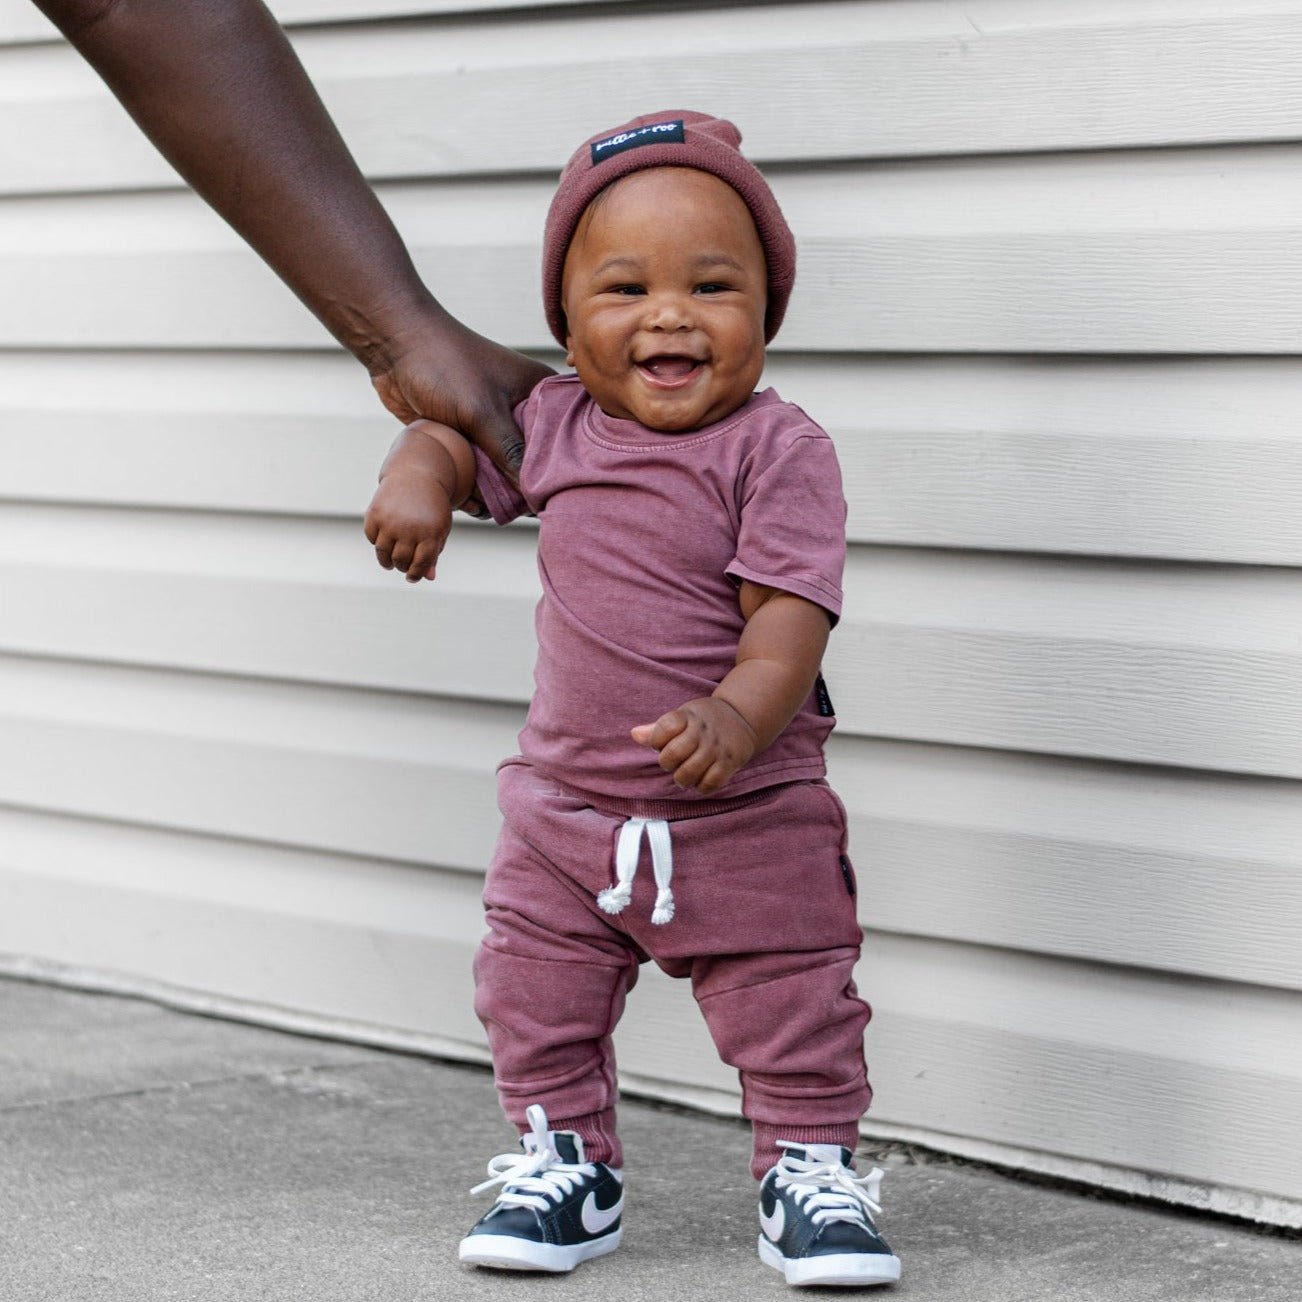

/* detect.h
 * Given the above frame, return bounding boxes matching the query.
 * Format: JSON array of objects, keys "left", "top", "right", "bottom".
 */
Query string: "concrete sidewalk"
[{"left": 0, "top": 977, "right": 1296, "bottom": 1302}]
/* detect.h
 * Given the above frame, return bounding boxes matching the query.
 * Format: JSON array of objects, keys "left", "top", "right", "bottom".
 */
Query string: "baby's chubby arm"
[
  {"left": 363, "top": 420, "right": 479, "bottom": 582},
  {"left": 631, "top": 583, "right": 831, "bottom": 795}
]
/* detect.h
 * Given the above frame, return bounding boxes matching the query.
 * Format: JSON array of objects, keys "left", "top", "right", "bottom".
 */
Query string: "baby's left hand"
[{"left": 631, "top": 697, "right": 757, "bottom": 795}]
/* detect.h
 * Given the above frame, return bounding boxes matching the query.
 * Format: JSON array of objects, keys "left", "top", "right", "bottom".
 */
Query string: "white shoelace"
[
  {"left": 772, "top": 1142, "right": 885, "bottom": 1230},
  {"left": 469, "top": 1104, "right": 603, "bottom": 1212},
  {"left": 596, "top": 816, "right": 675, "bottom": 925}
]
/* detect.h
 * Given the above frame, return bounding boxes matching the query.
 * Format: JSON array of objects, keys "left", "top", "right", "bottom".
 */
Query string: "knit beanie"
[{"left": 542, "top": 110, "right": 796, "bottom": 346}]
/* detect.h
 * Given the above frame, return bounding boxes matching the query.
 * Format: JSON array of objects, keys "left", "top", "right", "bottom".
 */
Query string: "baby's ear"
[{"left": 565, "top": 336, "right": 576, "bottom": 367}]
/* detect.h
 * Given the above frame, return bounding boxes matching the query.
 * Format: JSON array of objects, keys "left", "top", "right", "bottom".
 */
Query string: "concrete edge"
[{"left": 4, "top": 950, "right": 1299, "bottom": 1232}]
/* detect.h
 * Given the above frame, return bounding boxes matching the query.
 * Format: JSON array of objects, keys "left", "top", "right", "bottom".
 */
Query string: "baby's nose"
[{"left": 644, "top": 291, "right": 694, "bottom": 330}]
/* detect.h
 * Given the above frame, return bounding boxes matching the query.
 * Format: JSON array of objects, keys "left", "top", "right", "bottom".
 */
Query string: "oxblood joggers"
[{"left": 473, "top": 758, "right": 873, "bottom": 1179}]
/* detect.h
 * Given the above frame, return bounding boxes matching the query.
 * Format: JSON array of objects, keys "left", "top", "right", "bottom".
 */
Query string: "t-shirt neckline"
[{"left": 583, "top": 385, "right": 780, "bottom": 450}]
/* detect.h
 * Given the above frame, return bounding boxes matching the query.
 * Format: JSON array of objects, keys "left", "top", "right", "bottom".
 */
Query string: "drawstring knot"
[
  {"left": 597, "top": 816, "right": 675, "bottom": 926},
  {"left": 596, "top": 880, "right": 633, "bottom": 915}
]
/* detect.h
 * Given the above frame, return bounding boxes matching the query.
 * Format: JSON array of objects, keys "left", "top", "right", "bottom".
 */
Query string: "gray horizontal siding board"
[
  {"left": 0, "top": 809, "right": 490, "bottom": 1041},
  {"left": 12, "top": 2, "right": 1302, "bottom": 189},
  {"left": 7, "top": 351, "right": 1302, "bottom": 566},
  {"left": 4, "top": 508, "right": 1302, "bottom": 775},
  {"left": 7, "top": 502, "right": 1302, "bottom": 770},
  {"left": 0, "top": 654, "right": 515, "bottom": 869},
  {"left": 12, "top": 150, "right": 1302, "bottom": 353},
  {"left": 2, "top": 505, "right": 1302, "bottom": 770},
  {"left": 3, "top": 649, "right": 1300, "bottom": 989},
  {"left": 845, "top": 741, "right": 1302, "bottom": 990}
]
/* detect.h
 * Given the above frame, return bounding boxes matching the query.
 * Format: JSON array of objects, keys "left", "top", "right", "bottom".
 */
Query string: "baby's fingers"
[
  {"left": 656, "top": 724, "right": 705, "bottom": 779},
  {"left": 406, "top": 537, "right": 443, "bottom": 583},
  {"left": 631, "top": 709, "right": 689, "bottom": 750},
  {"left": 669, "top": 742, "right": 717, "bottom": 790},
  {"left": 371, "top": 530, "right": 396, "bottom": 571},
  {"left": 389, "top": 537, "right": 417, "bottom": 576},
  {"left": 694, "top": 758, "right": 737, "bottom": 797}
]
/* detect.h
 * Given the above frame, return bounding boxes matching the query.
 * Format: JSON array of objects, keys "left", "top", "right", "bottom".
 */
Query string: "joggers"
[{"left": 473, "top": 758, "right": 873, "bottom": 1179}]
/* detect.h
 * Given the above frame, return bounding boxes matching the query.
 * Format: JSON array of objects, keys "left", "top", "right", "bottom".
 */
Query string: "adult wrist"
[{"left": 334, "top": 286, "right": 451, "bottom": 376}]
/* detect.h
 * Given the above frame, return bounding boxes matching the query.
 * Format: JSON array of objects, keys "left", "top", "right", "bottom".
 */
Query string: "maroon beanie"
[{"left": 542, "top": 110, "right": 796, "bottom": 346}]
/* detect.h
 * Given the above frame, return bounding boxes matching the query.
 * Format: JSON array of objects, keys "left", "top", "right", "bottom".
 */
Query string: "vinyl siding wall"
[{"left": 1, "top": 0, "right": 1300, "bottom": 1227}]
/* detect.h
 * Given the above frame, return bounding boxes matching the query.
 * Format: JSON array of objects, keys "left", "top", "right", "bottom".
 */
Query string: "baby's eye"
[
  {"left": 696, "top": 282, "right": 731, "bottom": 295},
  {"left": 609, "top": 284, "right": 646, "bottom": 296}
]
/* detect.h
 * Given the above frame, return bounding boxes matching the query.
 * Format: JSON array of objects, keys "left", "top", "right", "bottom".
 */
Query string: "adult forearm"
[{"left": 36, "top": 0, "right": 435, "bottom": 370}]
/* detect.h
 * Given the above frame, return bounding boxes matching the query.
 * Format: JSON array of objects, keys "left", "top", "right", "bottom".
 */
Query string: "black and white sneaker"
[
  {"left": 757, "top": 1141, "right": 901, "bottom": 1287},
  {"left": 458, "top": 1104, "right": 624, "bottom": 1273}
]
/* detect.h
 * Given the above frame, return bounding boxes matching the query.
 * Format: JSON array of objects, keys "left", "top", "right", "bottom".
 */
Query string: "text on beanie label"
[{"left": 590, "top": 120, "right": 686, "bottom": 165}]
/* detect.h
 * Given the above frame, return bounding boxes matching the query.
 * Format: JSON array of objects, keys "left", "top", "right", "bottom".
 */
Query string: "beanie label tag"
[{"left": 591, "top": 120, "right": 685, "bottom": 165}]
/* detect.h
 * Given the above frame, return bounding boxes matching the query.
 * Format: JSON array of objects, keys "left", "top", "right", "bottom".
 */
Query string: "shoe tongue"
[
  {"left": 787, "top": 1142, "right": 854, "bottom": 1167},
  {"left": 523, "top": 1128, "right": 586, "bottom": 1164}
]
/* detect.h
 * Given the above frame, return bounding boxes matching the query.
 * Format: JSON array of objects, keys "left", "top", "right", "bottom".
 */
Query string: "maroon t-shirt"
[{"left": 473, "top": 374, "right": 847, "bottom": 807}]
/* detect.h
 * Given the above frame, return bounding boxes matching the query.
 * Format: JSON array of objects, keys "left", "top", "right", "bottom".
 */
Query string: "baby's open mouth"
[{"left": 637, "top": 356, "right": 703, "bottom": 382}]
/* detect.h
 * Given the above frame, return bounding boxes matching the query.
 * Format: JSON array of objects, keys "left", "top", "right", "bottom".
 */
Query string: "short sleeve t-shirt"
[{"left": 473, "top": 373, "right": 847, "bottom": 807}]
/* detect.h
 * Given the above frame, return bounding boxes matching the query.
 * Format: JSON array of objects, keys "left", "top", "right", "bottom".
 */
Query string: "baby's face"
[{"left": 561, "top": 168, "right": 768, "bottom": 432}]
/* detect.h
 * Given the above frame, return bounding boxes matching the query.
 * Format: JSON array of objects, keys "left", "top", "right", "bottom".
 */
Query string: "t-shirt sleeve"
[
  {"left": 467, "top": 397, "right": 532, "bottom": 525},
  {"left": 726, "top": 433, "right": 847, "bottom": 624}
]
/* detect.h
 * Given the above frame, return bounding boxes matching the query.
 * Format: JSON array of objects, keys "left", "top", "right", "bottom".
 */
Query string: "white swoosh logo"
[
  {"left": 581, "top": 1189, "right": 623, "bottom": 1235},
  {"left": 759, "top": 1200, "right": 785, "bottom": 1242}
]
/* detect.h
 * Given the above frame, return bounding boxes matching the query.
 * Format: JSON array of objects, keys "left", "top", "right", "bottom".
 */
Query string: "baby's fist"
[
  {"left": 364, "top": 470, "right": 453, "bottom": 583},
  {"left": 631, "top": 697, "right": 757, "bottom": 795}
]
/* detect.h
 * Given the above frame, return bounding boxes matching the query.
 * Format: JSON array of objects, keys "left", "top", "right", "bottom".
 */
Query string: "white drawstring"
[
  {"left": 646, "top": 819, "right": 674, "bottom": 924},
  {"left": 597, "top": 816, "right": 675, "bottom": 925}
]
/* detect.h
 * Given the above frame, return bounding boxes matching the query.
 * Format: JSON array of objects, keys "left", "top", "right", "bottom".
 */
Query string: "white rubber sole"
[
  {"left": 758, "top": 1235, "right": 902, "bottom": 1287},
  {"left": 459, "top": 1228, "right": 621, "bottom": 1273}
]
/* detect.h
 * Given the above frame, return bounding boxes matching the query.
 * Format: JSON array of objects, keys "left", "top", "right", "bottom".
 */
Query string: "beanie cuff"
[{"left": 542, "top": 110, "right": 796, "bottom": 346}]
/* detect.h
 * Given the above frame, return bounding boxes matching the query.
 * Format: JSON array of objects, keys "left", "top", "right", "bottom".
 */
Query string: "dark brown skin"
[
  {"left": 367, "top": 421, "right": 831, "bottom": 795},
  {"left": 630, "top": 585, "right": 831, "bottom": 795},
  {"left": 366, "top": 419, "right": 480, "bottom": 583},
  {"left": 35, "top": 0, "right": 550, "bottom": 474}
]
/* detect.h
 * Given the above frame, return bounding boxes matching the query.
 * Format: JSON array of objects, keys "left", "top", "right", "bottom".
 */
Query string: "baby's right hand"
[{"left": 364, "top": 469, "right": 455, "bottom": 583}]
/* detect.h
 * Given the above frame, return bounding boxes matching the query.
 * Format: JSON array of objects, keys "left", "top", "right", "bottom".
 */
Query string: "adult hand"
[{"left": 369, "top": 316, "right": 552, "bottom": 479}]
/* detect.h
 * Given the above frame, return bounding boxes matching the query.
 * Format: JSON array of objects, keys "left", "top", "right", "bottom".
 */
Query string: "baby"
[{"left": 365, "top": 111, "right": 901, "bottom": 1290}]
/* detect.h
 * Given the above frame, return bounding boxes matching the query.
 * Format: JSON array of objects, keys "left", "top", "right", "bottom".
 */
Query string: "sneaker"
[
  {"left": 757, "top": 1141, "right": 901, "bottom": 1288},
  {"left": 458, "top": 1104, "right": 624, "bottom": 1273}
]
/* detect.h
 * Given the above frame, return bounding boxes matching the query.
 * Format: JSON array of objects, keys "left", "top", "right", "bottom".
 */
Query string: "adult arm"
[{"left": 34, "top": 0, "right": 551, "bottom": 473}]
